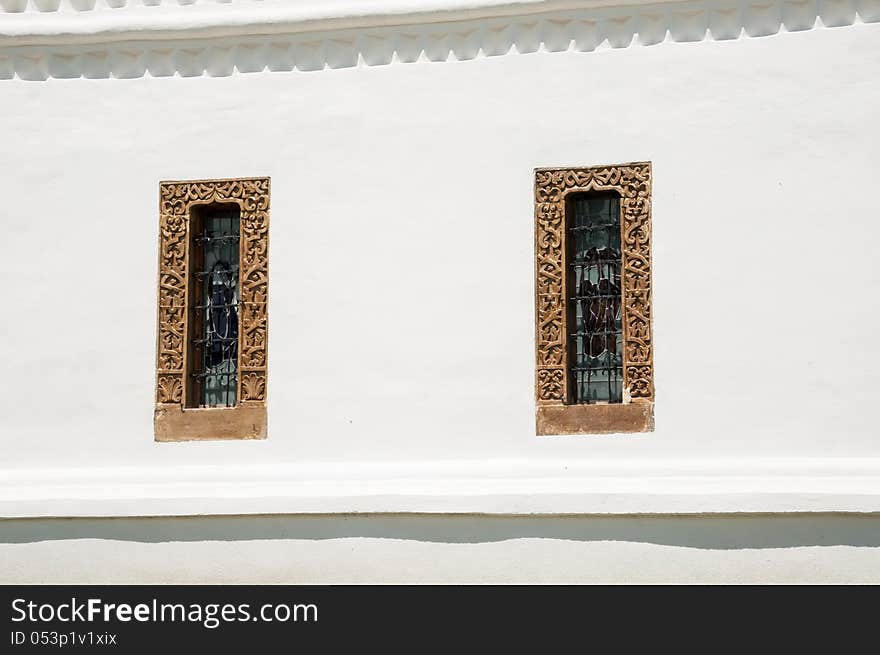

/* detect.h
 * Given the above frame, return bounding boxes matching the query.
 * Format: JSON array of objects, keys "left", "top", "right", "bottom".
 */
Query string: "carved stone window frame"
[
  {"left": 154, "top": 177, "right": 270, "bottom": 442},
  {"left": 535, "top": 163, "right": 654, "bottom": 435}
]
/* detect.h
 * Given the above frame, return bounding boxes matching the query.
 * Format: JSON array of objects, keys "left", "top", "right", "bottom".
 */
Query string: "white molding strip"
[
  {"left": 0, "top": 0, "right": 878, "bottom": 79},
  {"left": 0, "top": 0, "right": 764, "bottom": 19},
  {"left": 2, "top": 458, "right": 880, "bottom": 518}
]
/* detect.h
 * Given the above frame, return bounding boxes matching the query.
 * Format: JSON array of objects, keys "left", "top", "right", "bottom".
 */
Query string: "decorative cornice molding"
[
  {"left": 0, "top": 0, "right": 732, "bottom": 19},
  {"left": 0, "top": 0, "right": 877, "bottom": 79}
]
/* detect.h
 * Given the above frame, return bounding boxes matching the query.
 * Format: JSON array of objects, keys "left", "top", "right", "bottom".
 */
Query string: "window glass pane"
[
  {"left": 193, "top": 205, "right": 240, "bottom": 408},
  {"left": 568, "top": 193, "right": 623, "bottom": 404}
]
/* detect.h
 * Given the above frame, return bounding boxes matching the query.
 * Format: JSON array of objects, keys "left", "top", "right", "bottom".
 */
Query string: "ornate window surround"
[
  {"left": 535, "top": 162, "right": 654, "bottom": 435},
  {"left": 154, "top": 177, "right": 270, "bottom": 442}
]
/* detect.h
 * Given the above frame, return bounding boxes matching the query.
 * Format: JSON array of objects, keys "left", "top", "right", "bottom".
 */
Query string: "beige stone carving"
[
  {"left": 534, "top": 163, "right": 653, "bottom": 435},
  {"left": 155, "top": 177, "right": 270, "bottom": 441}
]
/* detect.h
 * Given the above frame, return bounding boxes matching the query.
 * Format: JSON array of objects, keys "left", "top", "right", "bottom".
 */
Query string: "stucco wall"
[
  {"left": 2, "top": 21, "right": 878, "bottom": 462},
  {"left": 2, "top": 514, "right": 879, "bottom": 583},
  {"left": 0, "top": 13, "right": 878, "bottom": 579}
]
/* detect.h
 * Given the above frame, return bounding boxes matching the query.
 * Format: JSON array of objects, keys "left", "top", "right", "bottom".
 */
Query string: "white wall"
[
  {"left": 0, "top": 14, "right": 879, "bottom": 579},
  {"left": 2, "top": 23, "right": 878, "bottom": 462},
  {"left": 3, "top": 514, "right": 880, "bottom": 583}
]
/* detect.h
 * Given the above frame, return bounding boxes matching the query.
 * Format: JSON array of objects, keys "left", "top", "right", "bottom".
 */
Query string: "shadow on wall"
[
  {"left": 1, "top": 514, "right": 879, "bottom": 550},
  {"left": 2, "top": 0, "right": 879, "bottom": 80}
]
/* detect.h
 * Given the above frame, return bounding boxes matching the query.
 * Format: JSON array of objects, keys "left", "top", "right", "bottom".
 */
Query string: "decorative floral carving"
[
  {"left": 535, "top": 163, "right": 653, "bottom": 404},
  {"left": 156, "top": 177, "right": 270, "bottom": 407},
  {"left": 156, "top": 374, "right": 183, "bottom": 404},
  {"left": 241, "top": 311, "right": 267, "bottom": 368},
  {"left": 537, "top": 368, "right": 565, "bottom": 400},
  {"left": 626, "top": 366, "right": 653, "bottom": 398},
  {"left": 241, "top": 372, "right": 266, "bottom": 402}
]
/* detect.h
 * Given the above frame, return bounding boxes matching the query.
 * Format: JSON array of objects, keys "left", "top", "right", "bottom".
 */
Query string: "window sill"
[
  {"left": 154, "top": 404, "right": 267, "bottom": 442},
  {"left": 537, "top": 401, "right": 654, "bottom": 436}
]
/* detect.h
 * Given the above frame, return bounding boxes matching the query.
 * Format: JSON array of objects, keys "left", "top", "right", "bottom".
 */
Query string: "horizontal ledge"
[
  {"left": 1, "top": 0, "right": 876, "bottom": 81},
  {"left": 0, "top": 0, "right": 692, "bottom": 45},
  {"left": 1, "top": 0, "right": 876, "bottom": 48},
  {"left": 0, "top": 0, "right": 619, "bottom": 19},
  {"left": 2, "top": 457, "right": 880, "bottom": 518}
]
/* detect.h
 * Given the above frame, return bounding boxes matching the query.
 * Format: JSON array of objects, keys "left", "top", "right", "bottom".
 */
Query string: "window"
[
  {"left": 187, "top": 203, "right": 241, "bottom": 409},
  {"left": 154, "top": 177, "right": 270, "bottom": 441},
  {"left": 534, "top": 163, "right": 653, "bottom": 435},
  {"left": 568, "top": 192, "right": 623, "bottom": 405}
]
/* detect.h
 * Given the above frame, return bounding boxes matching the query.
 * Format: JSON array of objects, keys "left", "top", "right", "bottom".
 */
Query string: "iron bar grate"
[
  {"left": 567, "top": 193, "right": 623, "bottom": 404},
  {"left": 189, "top": 205, "right": 240, "bottom": 408}
]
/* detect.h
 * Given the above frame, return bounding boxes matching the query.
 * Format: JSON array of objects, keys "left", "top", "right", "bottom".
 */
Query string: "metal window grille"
[
  {"left": 567, "top": 193, "right": 623, "bottom": 404},
  {"left": 187, "top": 204, "right": 240, "bottom": 408}
]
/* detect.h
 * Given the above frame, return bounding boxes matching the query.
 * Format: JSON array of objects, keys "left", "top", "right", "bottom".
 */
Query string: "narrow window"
[
  {"left": 155, "top": 177, "right": 270, "bottom": 441},
  {"left": 535, "top": 163, "right": 654, "bottom": 435},
  {"left": 567, "top": 193, "right": 623, "bottom": 405},
  {"left": 187, "top": 203, "right": 240, "bottom": 408}
]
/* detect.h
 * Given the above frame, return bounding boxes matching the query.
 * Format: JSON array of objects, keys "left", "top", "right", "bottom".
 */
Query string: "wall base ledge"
[{"left": 2, "top": 457, "right": 880, "bottom": 518}]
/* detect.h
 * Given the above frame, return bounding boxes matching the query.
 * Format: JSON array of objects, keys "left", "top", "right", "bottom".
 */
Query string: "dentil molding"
[{"left": 0, "top": 0, "right": 877, "bottom": 79}]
